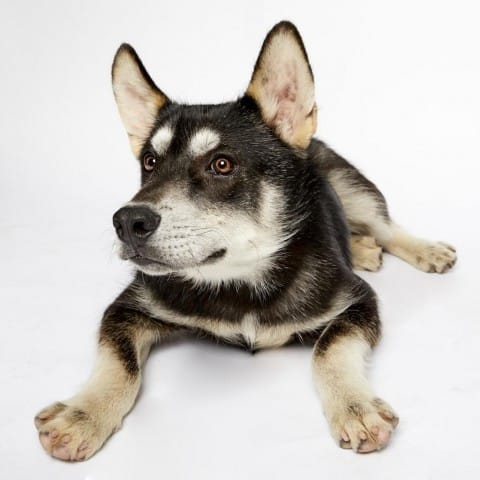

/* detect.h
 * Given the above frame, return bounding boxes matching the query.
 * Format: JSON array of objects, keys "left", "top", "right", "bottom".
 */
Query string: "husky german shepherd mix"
[{"left": 35, "top": 21, "right": 457, "bottom": 460}]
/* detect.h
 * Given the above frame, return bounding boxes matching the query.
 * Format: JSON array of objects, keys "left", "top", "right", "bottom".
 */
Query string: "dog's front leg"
[
  {"left": 312, "top": 284, "right": 399, "bottom": 453},
  {"left": 34, "top": 290, "right": 175, "bottom": 461}
]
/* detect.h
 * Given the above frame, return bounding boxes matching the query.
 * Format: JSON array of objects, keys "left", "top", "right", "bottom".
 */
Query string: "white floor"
[{"left": 1, "top": 1, "right": 480, "bottom": 479}]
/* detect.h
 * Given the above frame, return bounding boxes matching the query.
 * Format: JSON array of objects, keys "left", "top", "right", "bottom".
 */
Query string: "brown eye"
[
  {"left": 210, "top": 157, "right": 235, "bottom": 175},
  {"left": 143, "top": 153, "right": 156, "bottom": 171}
]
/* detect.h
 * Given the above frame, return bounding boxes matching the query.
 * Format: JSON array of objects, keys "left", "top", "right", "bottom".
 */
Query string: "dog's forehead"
[{"left": 149, "top": 103, "right": 233, "bottom": 157}]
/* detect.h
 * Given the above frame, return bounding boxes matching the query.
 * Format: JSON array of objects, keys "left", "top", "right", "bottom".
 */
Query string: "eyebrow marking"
[
  {"left": 151, "top": 125, "right": 174, "bottom": 155},
  {"left": 189, "top": 128, "right": 221, "bottom": 156}
]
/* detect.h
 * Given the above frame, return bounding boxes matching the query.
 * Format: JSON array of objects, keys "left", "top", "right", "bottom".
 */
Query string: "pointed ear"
[
  {"left": 112, "top": 44, "right": 169, "bottom": 156},
  {"left": 246, "top": 21, "right": 317, "bottom": 149}
]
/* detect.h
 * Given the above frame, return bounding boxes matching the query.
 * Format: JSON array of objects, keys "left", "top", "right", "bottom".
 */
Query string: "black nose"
[{"left": 113, "top": 206, "right": 161, "bottom": 247}]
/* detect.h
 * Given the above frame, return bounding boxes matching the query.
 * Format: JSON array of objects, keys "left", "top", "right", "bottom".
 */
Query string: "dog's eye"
[
  {"left": 210, "top": 157, "right": 235, "bottom": 175},
  {"left": 143, "top": 153, "right": 156, "bottom": 172}
]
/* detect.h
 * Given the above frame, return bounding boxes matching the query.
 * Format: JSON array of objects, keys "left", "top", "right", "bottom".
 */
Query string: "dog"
[{"left": 34, "top": 21, "right": 457, "bottom": 460}]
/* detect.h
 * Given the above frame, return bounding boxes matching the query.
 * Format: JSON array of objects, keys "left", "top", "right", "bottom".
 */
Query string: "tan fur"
[
  {"left": 247, "top": 25, "right": 317, "bottom": 149},
  {"left": 35, "top": 331, "right": 158, "bottom": 461},
  {"left": 327, "top": 169, "right": 391, "bottom": 241},
  {"left": 291, "top": 104, "right": 318, "bottom": 149},
  {"left": 312, "top": 333, "right": 399, "bottom": 452},
  {"left": 112, "top": 46, "right": 167, "bottom": 156},
  {"left": 379, "top": 224, "right": 457, "bottom": 273},
  {"left": 350, "top": 235, "right": 383, "bottom": 272},
  {"left": 327, "top": 169, "right": 457, "bottom": 273}
]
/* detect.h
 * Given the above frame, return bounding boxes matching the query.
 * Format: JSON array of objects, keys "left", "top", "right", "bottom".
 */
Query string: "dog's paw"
[
  {"left": 328, "top": 397, "right": 399, "bottom": 453},
  {"left": 411, "top": 241, "right": 457, "bottom": 273},
  {"left": 34, "top": 401, "right": 114, "bottom": 461},
  {"left": 350, "top": 236, "right": 383, "bottom": 272}
]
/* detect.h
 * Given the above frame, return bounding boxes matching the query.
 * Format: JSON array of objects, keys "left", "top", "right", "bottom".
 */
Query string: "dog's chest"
[
  {"left": 236, "top": 314, "right": 293, "bottom": 349},
  {"left": 141, "top": 283, "right": 354, "bottom": 350},
  {"left": 178, "top": 311, "right": 297, "bottom": 349},
  {"left": 140, "top": 287, "right": 296, "bottom": 348}
]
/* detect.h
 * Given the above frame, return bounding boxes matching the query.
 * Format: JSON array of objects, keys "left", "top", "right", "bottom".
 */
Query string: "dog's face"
[{"left": 111, "top": 22, "right": 318, "bottom": 285}]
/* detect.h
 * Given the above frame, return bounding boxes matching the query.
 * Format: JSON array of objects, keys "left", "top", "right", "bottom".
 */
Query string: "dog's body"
[{"left": 35, "top": 22, "right": 456, "bottom": 460}]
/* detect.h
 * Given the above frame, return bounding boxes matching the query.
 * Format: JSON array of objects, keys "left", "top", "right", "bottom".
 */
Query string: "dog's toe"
[
  {"left": 35, "top": 401, "right": 112, "bottom": 461},
  {"left": 329, "top": 397, "right": 399, "bottom": 454}
]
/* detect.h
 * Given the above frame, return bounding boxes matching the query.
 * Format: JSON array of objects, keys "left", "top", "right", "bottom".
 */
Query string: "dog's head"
[{"left": 111, "top": 21, "right": 317, "bottom": 286}]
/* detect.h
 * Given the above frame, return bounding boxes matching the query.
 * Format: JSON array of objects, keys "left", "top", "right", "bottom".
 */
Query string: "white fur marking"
[
  {"left": 151, "top": 125, "right": 173, "bottom": 155},
  {"left": 241, "top": 314, "right": 257, "bottom": 348},
  {"left": 181, "top": 182, "right": 295, "bottom": 290},
  {"left": 189, "top": 128, "right": 220, "bottom": 156}
]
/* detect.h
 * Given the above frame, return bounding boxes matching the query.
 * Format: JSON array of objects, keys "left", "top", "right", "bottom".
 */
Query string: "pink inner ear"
[
  {"left": 278, "top": 83, "right": 297, "bottom": 102},
  {"left": 278, "top": 61, "right": 298, "bottom": 98},
  {"left": 271, "top": 75, "right": 300, "bottom": 135}
]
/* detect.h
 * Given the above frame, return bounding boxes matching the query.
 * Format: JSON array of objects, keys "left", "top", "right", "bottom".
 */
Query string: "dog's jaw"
[{"left": 114, "top": 182, "right": 294, "bottom": 287}]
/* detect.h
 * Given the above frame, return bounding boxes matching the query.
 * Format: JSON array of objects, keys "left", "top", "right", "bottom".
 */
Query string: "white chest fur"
[{"left": 237, "top": 314, "right": 299, "bottom": 349}]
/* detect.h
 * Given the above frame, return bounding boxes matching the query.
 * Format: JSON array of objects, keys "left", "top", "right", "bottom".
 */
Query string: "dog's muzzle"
[{"left": 113, "top": 206, "right": 160, "bottom": 249}]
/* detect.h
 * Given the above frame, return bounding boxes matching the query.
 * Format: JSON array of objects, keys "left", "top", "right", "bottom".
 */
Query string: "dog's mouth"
[
  {"left": 128, "top": 248, "right": 227, "bottom": 270},
  {"left": 129, "top": 255, "right": 170, "bottom": 267},
  {"left": 201, "top": 248, "right": 227, "bottom": 264}
]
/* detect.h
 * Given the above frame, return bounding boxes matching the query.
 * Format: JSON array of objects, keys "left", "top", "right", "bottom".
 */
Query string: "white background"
[{"left": 1, "top": 1, "right": 479, "bottom": 479}]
